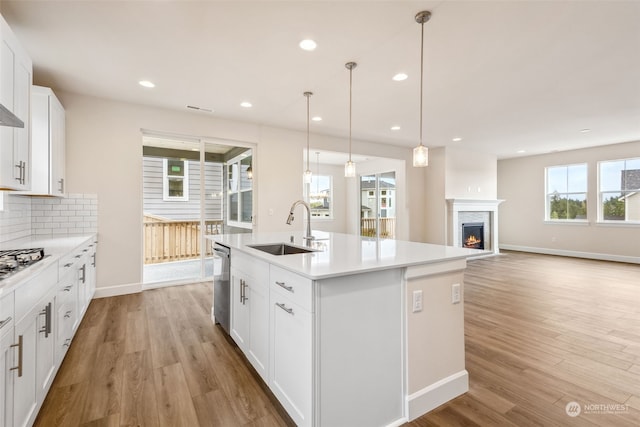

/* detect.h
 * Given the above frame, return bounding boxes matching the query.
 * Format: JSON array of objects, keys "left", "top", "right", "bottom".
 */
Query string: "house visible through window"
[
  {"left": 163, "top": 159, "right": 189, "bottom": 201},
  {"left": 305, "top": 174, "right": 332, "bottom": 218},
  {"left": 545, "top": 164, "right": 587, "bottom": 220},
  {"left": 598, "top": 157, "right": 640, "bottom": 222}
]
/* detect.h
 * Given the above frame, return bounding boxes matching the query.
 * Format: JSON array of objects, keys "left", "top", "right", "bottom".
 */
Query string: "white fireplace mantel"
[{"left": 446, "top": 199, "right": 505, "bottom": 255}]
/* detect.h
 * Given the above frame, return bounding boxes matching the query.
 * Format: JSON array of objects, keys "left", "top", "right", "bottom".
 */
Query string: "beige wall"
[
  {"left": 59, "top": 91, "right": 427, "bottom": 292},
  {"left": 497, "top": 140, "right": 640, "bottom": 262}
]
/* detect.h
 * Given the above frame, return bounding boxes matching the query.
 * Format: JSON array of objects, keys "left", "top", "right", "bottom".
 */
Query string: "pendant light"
[
  {"left": 413, "top": 10, "right": 431, "bottom": 167},
  {"left": 303, "top": 91, "right": 313, "bottom": 183},
  {"left": 344, "top": 61, "right": 357, "bottom": 177}
]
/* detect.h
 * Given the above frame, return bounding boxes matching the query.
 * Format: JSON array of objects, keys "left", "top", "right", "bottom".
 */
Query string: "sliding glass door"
[{"left": 360, "top": 171, "right": 396, "bottom": 239}]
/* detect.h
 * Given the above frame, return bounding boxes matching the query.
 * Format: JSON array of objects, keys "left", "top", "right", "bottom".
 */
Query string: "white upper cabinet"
[
  {"left": 0, "top": 13, "right": 33, "bottom": 191},
  {"left": 29, "top": 86, "right": 65, "bottom": 196}
]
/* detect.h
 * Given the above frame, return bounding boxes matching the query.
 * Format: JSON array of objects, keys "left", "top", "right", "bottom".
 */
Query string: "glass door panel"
[{"left": 360, "top": 172, "right": 396, "bottom": 239}]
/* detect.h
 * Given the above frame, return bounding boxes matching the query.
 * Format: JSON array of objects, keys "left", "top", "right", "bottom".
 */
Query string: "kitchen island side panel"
[{"left": 316, "top": 268, "right": 404, "bottom": 427}]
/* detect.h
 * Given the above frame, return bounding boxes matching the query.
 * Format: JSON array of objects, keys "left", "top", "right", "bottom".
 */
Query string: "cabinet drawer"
[
  {"left": 270, "top": 265, "right": 313, "bottom": 312},
  {"left": 0, "top": 291, "right": 14, "bottom": 335},
  {"left": 15, "top": 261, "right": 58, "bottom": 322}
]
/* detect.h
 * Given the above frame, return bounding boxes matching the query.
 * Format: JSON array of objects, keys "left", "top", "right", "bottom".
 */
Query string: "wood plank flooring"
[{"left": 35, "top": 251, "right": 640, "bottom": 426}]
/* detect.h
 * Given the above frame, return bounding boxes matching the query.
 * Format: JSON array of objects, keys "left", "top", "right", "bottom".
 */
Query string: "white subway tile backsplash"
[{"left": 0, "top": 193, "right": 98, "bottom": 242}]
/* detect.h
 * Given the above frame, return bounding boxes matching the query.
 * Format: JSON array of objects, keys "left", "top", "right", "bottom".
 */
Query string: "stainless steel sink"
[{"left": 248, "top": 243, "right": 318, "bottom": 256}]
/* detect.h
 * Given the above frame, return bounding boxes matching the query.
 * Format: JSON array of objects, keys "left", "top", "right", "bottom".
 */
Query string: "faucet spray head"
[{"left": 286, "top": 212, "right": 295, "bottom": 225}]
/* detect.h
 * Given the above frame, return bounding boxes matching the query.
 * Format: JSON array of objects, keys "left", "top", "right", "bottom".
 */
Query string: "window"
[
  {"left": 598, "top": 157, "right": 640, "bottom": 223},
  {"left": 227, "top": 151, "right": 252, "bottom": 228},
  {"left": 545, "top": 164, "right": 587, "bottom": 220},
  {"left": 163, "top": 159, "right": 189, "bottom": 201},
  {"left": 305, "top": 174, "right": 332, "bottom": 218}
]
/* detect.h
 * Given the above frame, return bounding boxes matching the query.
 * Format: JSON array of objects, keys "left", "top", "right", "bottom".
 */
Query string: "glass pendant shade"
[
  {"left": 413, "top": 145, "right": 428, "bottom": 167},
  {"left": 345, "top": 160, "right": 356, "bottom": 177},
  {"left": 247, "top": 165, "right": 253, "bottom": 179},
  {"left": 303, "top": 169, "right": 312, "bottom": 183}
]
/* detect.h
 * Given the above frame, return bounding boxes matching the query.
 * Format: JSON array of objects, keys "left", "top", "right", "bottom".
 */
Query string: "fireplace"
[
  {"left": 447, "top": 199, "right": 504, "bottom": 255},
  {"left": 462, "top": 222, "right": 484, "bottom": 250}
]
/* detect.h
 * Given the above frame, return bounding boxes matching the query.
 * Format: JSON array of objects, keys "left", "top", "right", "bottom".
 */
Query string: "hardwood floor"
[{"left": 35, "top": 251, "right": 640, "bottom": 426}]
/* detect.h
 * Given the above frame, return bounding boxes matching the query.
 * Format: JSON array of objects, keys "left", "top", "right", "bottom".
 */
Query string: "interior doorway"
[{"left": 141, "top": 134, "right": 253, "bottom": 287}]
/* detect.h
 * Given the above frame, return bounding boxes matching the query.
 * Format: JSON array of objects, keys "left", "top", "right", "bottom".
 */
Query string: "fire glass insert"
[{"left": 462, "top": 222, "right": 484, "bottom": 249}]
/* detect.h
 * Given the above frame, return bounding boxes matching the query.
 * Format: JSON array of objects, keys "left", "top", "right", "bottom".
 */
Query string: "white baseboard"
[
  {"left": 385, "top": 417, "right": 409, "bottom": 427},
  {"left": 407, "top": 370, "right": 469, "bottom": 421},
  {"left": 499, "top": 244, "right": 640, "bottom": 264},
  {"left": 93, "top": 282, "right": 142, "bottom": 298}
]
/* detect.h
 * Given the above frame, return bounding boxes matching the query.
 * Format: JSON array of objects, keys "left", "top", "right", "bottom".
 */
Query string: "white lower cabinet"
[
  {"left": 0, "top": 235, "right": 97, "bottom": 427},
  {"left": 229, "top": 252, "right": 269, "bottom": 382},
  {"left": 269, "top": 292, "right": 312, "bottom": 427},
  {"left": 1, "top": 320, "right": 15, "bottom": 426}
]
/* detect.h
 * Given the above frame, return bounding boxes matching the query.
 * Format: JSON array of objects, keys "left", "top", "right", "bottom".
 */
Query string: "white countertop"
[
  {"left": 207, "top": 231, "right": 483, "bottom": 280},
  {"left": 0, "top": 234, "right": 96, "bottom": 296}
]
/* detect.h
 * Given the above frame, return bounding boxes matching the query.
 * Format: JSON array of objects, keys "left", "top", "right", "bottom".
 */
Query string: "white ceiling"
[{"left": 2, "top": 1, "right": 639, "bottom": 159}]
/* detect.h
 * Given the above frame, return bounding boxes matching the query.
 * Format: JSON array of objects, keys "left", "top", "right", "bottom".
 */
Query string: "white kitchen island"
[{"left": 206, "top": 231, "right": 482, "bottom": 427}]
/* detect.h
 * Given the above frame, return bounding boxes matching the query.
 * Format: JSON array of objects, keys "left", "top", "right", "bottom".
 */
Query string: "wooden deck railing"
[
  {"left": 361, "top": 217, "right": 396, "bottom": 238},
  {"left": 143, "top": 219, "right": 223, "bottom": 264}
]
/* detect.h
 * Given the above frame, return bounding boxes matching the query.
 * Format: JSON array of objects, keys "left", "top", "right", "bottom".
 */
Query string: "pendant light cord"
[
  {"left": 349, "top": 66, "right": 353, "bottom": 163},
  {"left": 419, "top": 19, "right": 424, "bottom": 147},
  {"left": 306, "top": 93, "right": 310, "bottom": 171}
]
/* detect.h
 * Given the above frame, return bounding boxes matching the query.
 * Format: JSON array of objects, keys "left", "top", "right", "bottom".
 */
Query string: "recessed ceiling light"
[
  {"left": 580, "top": 128, "right": 591, "bottom": 133},
  {"left": 240, "top": 101, "right": 252, "bottom": 108},
  {"left": 390, "top": 126, "right": 401, "bottom": 131},
  {"left": 392, "top": 73, "right": 408, "bottom": 81},
  {"left": 517, "top": 149, "right": 526, "bottom": 154},
  {"left": 299, "top": 39, "right": 317, "bottom": 51},
  {"left": 311, "top": 116, "right": 322, "bottom": 122},
  {"left": 191, "top": 148, "right": 199, "bottom": 152},
  {"left": 452, "top": 137, "right": 462, "bottom": 142},
  {"left": 138, "top": 80, "right": 155, "bottom": 88}
]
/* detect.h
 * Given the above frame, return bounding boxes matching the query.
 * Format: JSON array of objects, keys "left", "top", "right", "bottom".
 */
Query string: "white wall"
[
  {"left": 498, "top": 140, "right": 640, "bottom": 262},
  {"left": 59, "top": 91, "right": 427, "bottom": 293}
]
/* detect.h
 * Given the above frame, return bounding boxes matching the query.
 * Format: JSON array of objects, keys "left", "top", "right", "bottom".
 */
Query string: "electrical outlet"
[
  {"left": 451, "top": 283, "right": 461, "bottom": 304},
  {"left": 412, "top": 290, "right": 423, "bottom": 313}
]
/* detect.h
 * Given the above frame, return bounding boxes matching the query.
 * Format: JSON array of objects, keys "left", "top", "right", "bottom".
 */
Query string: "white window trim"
[
  {"left": 226, "top": 152, "right": 253, "bottom": 229},
  {"left": 597, "top": 157, "right": 640, "bottom": 224},
  {"left": 304, "top": 174, "right": 334, "bottom": 221},
  {"left": 163, "top": 159, "right": 189, "bottom": 201},
  {"left": 544, "top": 163, "right": 588, "bottom": 221}
]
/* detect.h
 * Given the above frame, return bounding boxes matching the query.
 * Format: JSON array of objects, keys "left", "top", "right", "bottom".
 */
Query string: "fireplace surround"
[{"left": 446, "top": 199, "right": 504, "bottom": 255}]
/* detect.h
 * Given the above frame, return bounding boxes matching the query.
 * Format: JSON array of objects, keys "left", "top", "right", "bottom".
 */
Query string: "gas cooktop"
[{"left": 0, "top": 248, "right": 45, "bottom": 281}]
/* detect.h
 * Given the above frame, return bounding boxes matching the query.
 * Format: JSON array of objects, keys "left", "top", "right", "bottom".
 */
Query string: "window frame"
[
  {"left": 597, "top": 157, "right": 640, "bottom": 224},
  {"left": 162, "top": 158, "right": 189, "bottom": 201},
  {"left": 304, "top": 173, "right": 334, "bottom": 220},
  {"left": 544, "top": 163, "right": 588, "bottom": 222},
  {"left": 226, "top": 151, "right": 253, "bottom": 229}
]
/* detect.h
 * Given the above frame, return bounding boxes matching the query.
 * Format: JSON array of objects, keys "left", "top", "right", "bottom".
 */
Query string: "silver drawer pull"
[
  {"left": 276, "top": 302, "right": 294, "bottom": 315},
  {"left": 64, "top": 311, "right": 72, "bottom": 318},
  {"left": 64, "top": 263, "right": 73, "bottom": 268},
  {"left": 63, "top": 286, "right": 72, "bottom": 292},
  {"left": 63, "top": 339, "right": 71, "bottom": 347},
  {"left": 0, "top": 316, "right": 11, "bottom": 330},
  {"left": 74, "top": 255, "right": 82, "bottom": 259},
  {"left": 275, "top": 281, "right": 294, "bottom": 293}
]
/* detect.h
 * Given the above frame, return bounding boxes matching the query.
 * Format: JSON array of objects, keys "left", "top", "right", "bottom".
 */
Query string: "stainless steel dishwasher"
[{"left": 212, "top": 242, "right": 231, "bottom": 334}]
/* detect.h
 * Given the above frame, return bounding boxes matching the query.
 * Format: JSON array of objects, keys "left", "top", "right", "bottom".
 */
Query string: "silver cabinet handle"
[
  {"left": 92, "top": 253, "right": 96, "bottom": 267},
  {"left": 275, "top": 281, "right": 294, "bottom": 293},
  {"left": 275, "top": 302, "right": 294, "bottom": 315},
  {"left": 63, "top": 285, "right": 72, "bottom": 292},
  {"left": 64, "top": 263, "right": 73, "bottom": 268},
  {"left": 240, "top": 279, "right": 249, "bottom": 304},
  {"left": 15, "top": 161, "right": 25, "bottom": 184},
  {"left": 63, "top": 339, "right": 71, "bottom": 347},
  {"left": 64, "top": 311, "right": 72, "bottom": 319},
  {"left": 58, "top": 178, "right": 64, "bottom": 193},
  {"left": 10, "top": 335, "right": 23, "bottom": 377},
  {"left": 0, "top": 316, "right": 11, "bottom": 330},
  {"left": 39, "top": 303, "right": 52, "bottom": 337},
  {"left": 79, "top": 264, "right": 86, "bottom": 284},
  {"left": 74, "top": 255, "right": 82, "bottom": 259}
]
